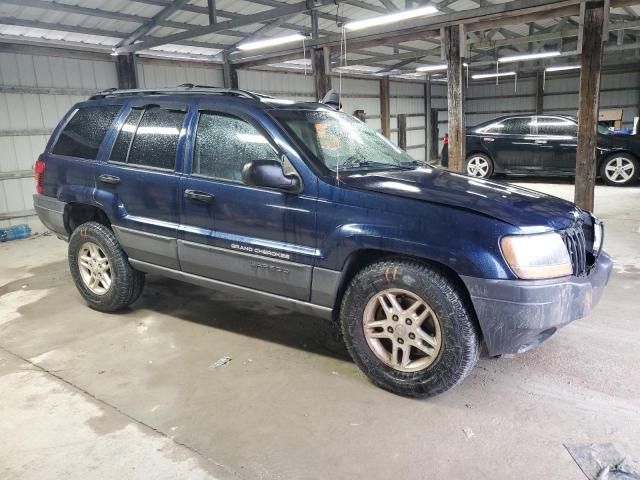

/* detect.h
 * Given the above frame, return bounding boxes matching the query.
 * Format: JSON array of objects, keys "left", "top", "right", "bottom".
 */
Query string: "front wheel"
[
  {"left": 340, "top": 259, "right": 480, "bottom": 397},
  {"left": 600, "top": 153, "right": 639, "bottom": 186},
  {"left": 68, "top": 221, "right": 145, "bottom": 312},
  {"left": 465, "top": 154, "right": 494, "bottom": 179}
]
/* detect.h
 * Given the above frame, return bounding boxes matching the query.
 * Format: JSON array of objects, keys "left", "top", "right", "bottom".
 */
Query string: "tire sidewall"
[
  {"left": 601, "top": 154, "right": 639, "bottom": 186},
  {"left": 341, "top": 261, "right": 478, "bottom": 396},
  {"left": 68, "top": 222, "right": 132, "bottom": 311},
  {"left": 465, "top": 154, "right": 494, "bottom": 179}
]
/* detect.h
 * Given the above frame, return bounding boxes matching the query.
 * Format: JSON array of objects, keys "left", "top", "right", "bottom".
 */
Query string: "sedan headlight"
[
  {"left": 592, "top": 218, "right": 603, "bottom": 255},
  {"left": 501, "top": 232, "right": 572, "bottom": 280}
]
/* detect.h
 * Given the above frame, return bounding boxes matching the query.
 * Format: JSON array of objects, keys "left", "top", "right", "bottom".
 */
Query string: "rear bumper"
[
  {"left": 461, "top": 252, "right": 613, "bottom": 356},
  {"left": 33, "top": 194, "right": 68, "bottom": 240}
]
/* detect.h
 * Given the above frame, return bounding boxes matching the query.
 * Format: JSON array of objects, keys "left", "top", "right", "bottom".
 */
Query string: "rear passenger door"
[
  {"left": 97, "top": 102, "right": 188, "bottom": 269},
  {"left": 531, "top": 116, "right": 577, "bottom": 173},
  {"left": 178, "top": 108, "right": 317, "bottom": 301}
]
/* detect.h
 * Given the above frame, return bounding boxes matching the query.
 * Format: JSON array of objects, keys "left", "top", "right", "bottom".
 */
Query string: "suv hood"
[{"left": 340, "top": 167, "right": 581, "bottom": 229}]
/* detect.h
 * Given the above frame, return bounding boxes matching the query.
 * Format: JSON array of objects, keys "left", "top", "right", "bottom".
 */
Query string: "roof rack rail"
[{"left": 89, "top": 84, "right": 271, "bottom": 101}]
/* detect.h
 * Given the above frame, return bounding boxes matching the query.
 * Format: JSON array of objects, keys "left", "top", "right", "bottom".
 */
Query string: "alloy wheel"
[
  {"left": 78, "top": 241, "right": 112, "bottom": 295},
  {"left": 466, "top": 156, "right": 490, "bottom": 177},
  {"left": 604, "top": 157, "right": 635, "bottom": 184},
  {"left": 362, "top": 288, "right": 442, "bottom": 372}
]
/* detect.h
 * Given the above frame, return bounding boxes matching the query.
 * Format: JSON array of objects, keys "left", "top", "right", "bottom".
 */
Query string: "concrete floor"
[{"left": 1, "top": 179, "right": 639, "bottom": 480}]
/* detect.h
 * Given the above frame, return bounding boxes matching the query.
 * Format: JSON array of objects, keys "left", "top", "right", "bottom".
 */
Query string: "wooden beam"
[
  {"left": 536, "top": 71, "right": 544, "bottom": 114},
  {"left": 115, "top": 54, "right": 138, "bottom": 89},
  {"left": 398, "top": 114, "right": 408, "bottom": 150},
  {"left": 312, "top": 47, "right": 331, "bottom": 101},
  {"left": 380, "top": 76, "right": 391, "bottom": 138},
  {"left": 424, "top": 79, "right": 433, "bottom": 162},
  {"left": 445, "top": 25, "right": 465, "bottom": 173},
  {"left": 575, "top": 1, "right": 605, "bottom": 211}
]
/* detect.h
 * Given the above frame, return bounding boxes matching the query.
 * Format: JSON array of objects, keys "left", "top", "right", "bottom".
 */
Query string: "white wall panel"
[
  {"left": 238, "top": 70, "right": 314, "bottom": 100},
  {"left": 137, "top": 60, "right": 223, "bottom": 89}
]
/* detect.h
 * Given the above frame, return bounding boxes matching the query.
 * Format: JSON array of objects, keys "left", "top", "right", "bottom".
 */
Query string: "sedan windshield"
[{"left": 272, "top": 109, "right": 417, "bottom": 172}]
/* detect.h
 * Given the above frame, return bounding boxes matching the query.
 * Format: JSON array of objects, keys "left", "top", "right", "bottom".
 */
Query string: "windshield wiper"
[{"left": 337, "top": 158, "right": 407, "bottom": 171}]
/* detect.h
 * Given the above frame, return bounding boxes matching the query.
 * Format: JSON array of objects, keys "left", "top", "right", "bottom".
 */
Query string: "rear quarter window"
[{"left": 51, "top": 105, "right": 121, "bottom": 159}]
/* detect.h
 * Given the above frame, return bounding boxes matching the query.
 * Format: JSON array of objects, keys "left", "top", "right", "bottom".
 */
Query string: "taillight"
[
  {"left": 35, "top": 158, "right": 45, "bottom": 194},
  {"left": 443, "top": 133, "right": 449, "bottom": 145}
]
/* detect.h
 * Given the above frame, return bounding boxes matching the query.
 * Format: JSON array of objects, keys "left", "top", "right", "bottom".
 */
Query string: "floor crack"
[{"left": 0, "top": 344, "right": 241, "bottom": 479}]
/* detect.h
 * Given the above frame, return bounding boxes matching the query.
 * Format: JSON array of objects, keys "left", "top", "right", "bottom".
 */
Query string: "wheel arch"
[
  {"left": 331, "top": 249, "right": 480, "bottom": 338},
  {"left": 64, "top": 203, "right": 112, "bottom": 235}
]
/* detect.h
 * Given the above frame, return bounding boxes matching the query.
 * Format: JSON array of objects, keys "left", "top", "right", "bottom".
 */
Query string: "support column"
[
  {"left": 398, "top": 114, "right": 407, "bottom": 150},
  {"left": 380, "top": 76, "right": 390, "bottom": 138},
  {"left": 424, "top": 78, "right": 433, "bottom": 163},
  {"left": 115, "top": 53, "right": 138, "bottom": 89},
  {"left": 575, "top": 1, "right": 605, "bottom": 211},
  {"left": 445, "top": 25, "right": 465, "bottom": 173},
  {"left": 312, "top": 47, "right": 330, "bottom": 101},
  {"left": 223, "top": 51, "right": 238, "bottom": 89},
  {"left": 536, "top": 71, "right": 544, "bottom": 114}
]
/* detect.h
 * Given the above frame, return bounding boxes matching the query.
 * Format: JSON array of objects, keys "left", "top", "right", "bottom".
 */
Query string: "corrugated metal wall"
[
  {"left": 0, "top": 49, "right": 117, "bottom": 233},
  {"left": 136, "top": 58, "right": 223, "bottom": 89}
]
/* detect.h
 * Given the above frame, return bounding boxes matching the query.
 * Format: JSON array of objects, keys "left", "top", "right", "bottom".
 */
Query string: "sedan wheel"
[
  {"left": 603, "top": 156, "right": 636, "bottom": 185},
  {"left": 466, "top": 155, "right": 493, "bottom": 178}
]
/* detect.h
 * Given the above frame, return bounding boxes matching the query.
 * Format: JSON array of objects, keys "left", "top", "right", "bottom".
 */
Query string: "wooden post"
[
  {"left": 424, "top": 78, "right": 433, "bottom": 162},
  {"left": 536, "top": 71, "right": 544, "bottom": 114},
  {"left": 398, "top": 114, "right": 407, "bottom": 150},
  {"left": 445, "top": 25, "right": 465, "bottom": 172},
  {"left": 575, "top": 1, "right": 605, "bottom": 211},
  {"left": 115, "top": 53, "right": 138, "bottom": 89},
  {"left": 312, "top": 48, "right": 330, "bottom": 101},
  {"left": 380, "top": 76, "right": 391, "bottom": 138},
  {"left": 222, "top": 51, "right": 238, "bottom": 89}
]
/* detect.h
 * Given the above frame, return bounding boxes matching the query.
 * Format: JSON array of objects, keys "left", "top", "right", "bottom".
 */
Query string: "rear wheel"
[
  {"left": 600, "top": 153, "right": 638, "bottom": 186},
  {"left": 340, "top": 259, "right": 480, "bottom": 397},
  {"left": 465, "top": 154, "right": 494, "bottom": 179},
  {"left": 68, "top": 221, "right": 145, "bottom": 312}
]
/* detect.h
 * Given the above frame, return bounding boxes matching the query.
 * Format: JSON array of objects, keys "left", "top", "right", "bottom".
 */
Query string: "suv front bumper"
[{"left": 461, "top": 252, "right": 613, "bottom": 356}]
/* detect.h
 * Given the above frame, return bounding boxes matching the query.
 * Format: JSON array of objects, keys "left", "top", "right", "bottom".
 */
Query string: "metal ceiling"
[{"left": 0, "top": 0, "right": 639, "bottom": 76}]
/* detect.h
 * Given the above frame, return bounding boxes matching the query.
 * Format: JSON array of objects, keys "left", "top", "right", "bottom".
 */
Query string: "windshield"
[{"left": 272, "top": 109, "right": 417, "bottom": 172}]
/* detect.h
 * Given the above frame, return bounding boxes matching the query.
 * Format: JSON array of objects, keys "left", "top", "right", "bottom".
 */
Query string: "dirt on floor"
[{"left": 1, "top": 180, "right": 639, "bottom": 480}]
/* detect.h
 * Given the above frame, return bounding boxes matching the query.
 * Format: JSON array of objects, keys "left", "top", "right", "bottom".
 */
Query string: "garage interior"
[{"left": 1, "top": 0, "right": 639, "bottom": 478}]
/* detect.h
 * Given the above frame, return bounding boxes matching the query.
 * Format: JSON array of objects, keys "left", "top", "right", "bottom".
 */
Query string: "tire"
[
  {"left": 68, "top": 221, "right": 145, "bottom": 312},
  {"left": 465, "top": 154, "right": 494, "bottom": 179},
  {"left": 340, "top": 259, "right": 480, "bottom": 397},
  {"left": 600, "top": 153, "right": 639, "bottom": 186}
]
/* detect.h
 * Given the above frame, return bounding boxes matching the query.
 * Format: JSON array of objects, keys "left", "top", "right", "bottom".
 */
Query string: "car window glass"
[
  {"left": 500, "top": 117, "right": 531, "bottom": 135},
  {"left": 194, "top": 112, "right": 279, "bottom": 182},
  {"left": 533, "top": 117, "right": 577, "bottom": 136},
  {"left": 52, "top": 106, "right": 121, "bottom": 159},
  {"left": 127, "top": 107, "right": 185, "bottom": 170},
  {"left": 109, "top": 108, "right": 144, "bottom": 163}
]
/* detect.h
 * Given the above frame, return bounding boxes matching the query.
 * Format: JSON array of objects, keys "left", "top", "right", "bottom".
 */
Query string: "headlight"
[
  {"left": 592, "top": 218, "right": 603, "bottom": 255},
  {"left": 501, "top": 232, "right": 572, "bottom": 280}
]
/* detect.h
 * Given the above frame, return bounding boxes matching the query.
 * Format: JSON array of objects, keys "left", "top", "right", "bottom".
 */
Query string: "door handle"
[
  {"left": 184, "top": 189, "right": 214, "bottom": 204},
  {"left": 482, "top": 137, "right": 495, "bottom": 142},
  {"left": 534, "top": 140, "right": 547, "bottom": 144},
  {"left": 98, "top": 174, "right": 120, "bottom": 185}
]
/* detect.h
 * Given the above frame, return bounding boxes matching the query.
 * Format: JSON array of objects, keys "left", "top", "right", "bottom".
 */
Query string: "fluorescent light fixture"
[
  {"left": 472, "top": 71, "right": 516, "bottom": 79},
  {"left": 416, "top": 64, "right": 447, "bottom": 72},
  {"left": 498, "top": 51, "right": 561, "bottom": 63},
  {"left": 237, "top": 33, "right": 306, "bottom": 51},
  {"left": 344, "top": 5, "right": 438, "bottom": 31},
  {"left": 545, "top": 65, "right": 581, "bottom": 72}
]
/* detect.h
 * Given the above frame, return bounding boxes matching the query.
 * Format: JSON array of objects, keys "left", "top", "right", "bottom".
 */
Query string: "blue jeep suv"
[{"left": 33, "top": 85, "right": 612, "bottom": 397}]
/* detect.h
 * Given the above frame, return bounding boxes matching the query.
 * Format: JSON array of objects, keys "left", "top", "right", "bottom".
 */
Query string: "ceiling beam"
[{"left": 119, "top": 0, "right": 194, "bottom": 47}]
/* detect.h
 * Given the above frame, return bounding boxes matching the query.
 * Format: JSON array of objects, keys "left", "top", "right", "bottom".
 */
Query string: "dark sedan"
[{"left": 442, "top": 114, "right": 639, "bottom": 186}]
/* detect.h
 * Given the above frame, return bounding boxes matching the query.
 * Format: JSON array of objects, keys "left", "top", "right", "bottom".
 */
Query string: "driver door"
[{"left": 178, "top": 108, "right": 317, "bottom": 301}]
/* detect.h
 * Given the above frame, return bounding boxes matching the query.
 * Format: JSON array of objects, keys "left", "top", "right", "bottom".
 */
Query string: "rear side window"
[
  {"left": 110, "top": 106, "right": 185, "bottom": 170},
  {"left": 193, "top": 112, "right": 278, "bottom": 182},
  {"left": 52, "top": 106, "right": 121, "bottom": 159},
  {"left": 534, "top": 117, "right": 577, "bottom": 136},
  {"left": 500, "top": 117, "right": 532, "bottom": 135}
]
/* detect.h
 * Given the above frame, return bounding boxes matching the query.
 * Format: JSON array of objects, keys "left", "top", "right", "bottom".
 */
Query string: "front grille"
[{"left": 563, "top": 226, "right": 588, "bottom": 277}]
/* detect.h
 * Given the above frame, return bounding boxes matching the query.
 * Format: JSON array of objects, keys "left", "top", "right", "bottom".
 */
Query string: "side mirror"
[{"left": 242, "top": 159, "right": 301, "bottom": 193}]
